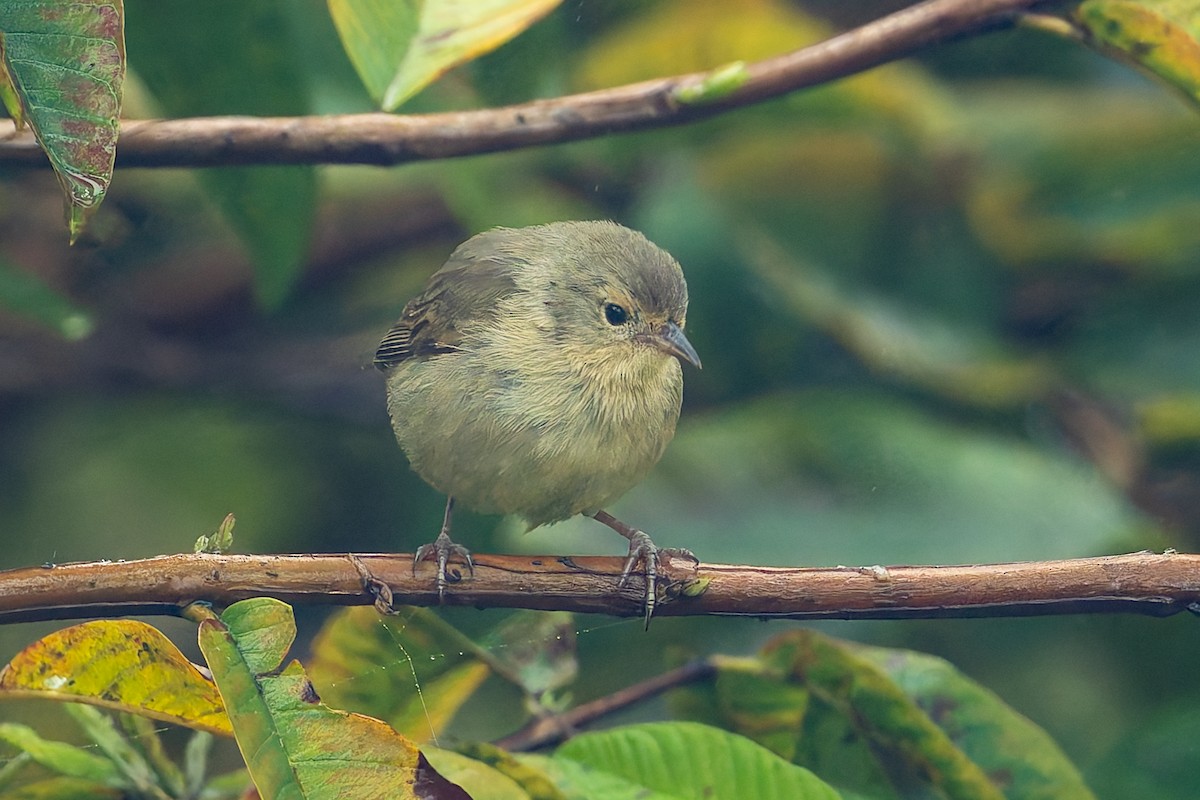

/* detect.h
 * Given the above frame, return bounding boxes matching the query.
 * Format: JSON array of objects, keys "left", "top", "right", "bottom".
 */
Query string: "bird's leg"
[
  {"left": 413, "top": 496, "right": 474, "bottom": 602},
  {"left": 592, "top": 510, "right": 697, "bottom": 627}
]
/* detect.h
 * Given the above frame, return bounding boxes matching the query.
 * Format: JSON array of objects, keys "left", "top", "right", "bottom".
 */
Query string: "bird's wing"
[{"left": 374, "top": 247, "right": 519, "bottom": 370}]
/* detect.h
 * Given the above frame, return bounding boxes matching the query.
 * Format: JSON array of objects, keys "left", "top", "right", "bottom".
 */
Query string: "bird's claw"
[
  {"left": 349, "top": 554, "right": 398, "bottom": 615},
  {"left": 619, "top": 532, "right": 697, "bottom": 628},
  {"left": 413, "top": 530, "right": 474, "bottom": 602}
]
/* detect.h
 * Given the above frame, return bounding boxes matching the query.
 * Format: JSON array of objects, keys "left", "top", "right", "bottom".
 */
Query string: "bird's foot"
[
  {"left": 619, "top": 530, "right": 699, "bottom": 628},
  {"left": 349, "top": 554, "right": 398, "bottom": 616},
  {"left": 413, "top": 530, "right": 474, "bottom": 602}
]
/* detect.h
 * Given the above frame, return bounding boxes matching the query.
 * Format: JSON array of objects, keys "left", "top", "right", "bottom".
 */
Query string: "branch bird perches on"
[{"left": 0, "top": 551, "right": 1196, "bottom": 625}]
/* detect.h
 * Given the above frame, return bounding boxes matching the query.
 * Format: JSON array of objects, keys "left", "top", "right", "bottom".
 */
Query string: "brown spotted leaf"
[
  {"left": 0, "top": 1, "right": 124, "bottom": 241},
  {"left": 0, "top": 619, "right": 232, "bottom": 736},
  {"left": 1075, "top": 0, "right": 1200, "bottom": 107}
]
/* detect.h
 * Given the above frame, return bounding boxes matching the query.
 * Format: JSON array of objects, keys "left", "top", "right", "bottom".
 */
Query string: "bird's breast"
[{"left": 387, "top": 317, "right": 685, "bottom": 527}]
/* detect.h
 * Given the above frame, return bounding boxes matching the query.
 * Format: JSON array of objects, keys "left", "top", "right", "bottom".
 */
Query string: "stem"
[
  {"left": 0, "top": 0, "right": 1047, "bottom": 168},
  {"left": 495, "top": 660, "right": 718, "bottom": 752}
]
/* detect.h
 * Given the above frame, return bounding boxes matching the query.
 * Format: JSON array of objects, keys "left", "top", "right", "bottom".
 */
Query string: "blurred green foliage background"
[{"left": 2, "top": 0, "right": 1200, "bottom": 794}]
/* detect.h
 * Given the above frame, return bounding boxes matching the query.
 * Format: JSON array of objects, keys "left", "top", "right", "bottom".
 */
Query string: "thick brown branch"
[
  {"left": 0, "top": 0, "right": 1045, "bottom": 168},
  {"left": 0, "top": 551, "right": 1197, "bottom": 625}
]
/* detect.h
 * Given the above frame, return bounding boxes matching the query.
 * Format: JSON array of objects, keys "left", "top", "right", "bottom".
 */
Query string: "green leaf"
[
  {"left": 0, "top": 0, "right": 124, "bottom": 242},
  {"left": 554, "top": 721, "right": 842, "bottom": 799},
  {"left": 665, "top": 647, "right": 917, "bottom": 798},
  {"left": 61, "top": 706, "right": 158, "bottom": 796},
  {"left": 194, "top": 512, "right": 237, "bottom": 555},
  {"left": 1076, "top": 0, "right": 1200, "bottom": 107},
  {"left": 118, "top": 713, "right": 185, "bottom": 797},
  {"left": 0, "top": 259, "right": 92, "bottom": 340},
  {"left": 792, "top": 696, "right": 897, "bottom": 799},
  {"left": 199, "top": 768, "right": 254, "bottom": 800},
  {"left": 308, "top": 605, "right": 491, "bottom": 742},
  {"left": 519, "top": 753, "right": 680, "bottom": 800},
  {"left": 328, "top": 0, "right": 564, "bottom": 110},
  {"left": 767, "top": 631, "right": 1005, "bottom": 800},
  {"left": 0, "top": 750, "right": 31, "bottom": 789},
  {"left": 711, "top": 662, "right": 809, "bottom": 759},
  {"left": 0, "top": 724, "right": 121, "bottom": 786},
  {"left": 213, "top": 597, "right": 298, "bottom": 676},
  {"left": 854, "top": 643, "right": 1097, "bottom": 800},
  {"left": 758, "top": 633, "right": 1099, "bottom": 800},
  {"left": 202, "top": 165, "right": 318, "bottom": 308},
  {"left": 197, "top": 598, "right": 463, "bottom": 800},
  {"left": 672, "top": 632, "right": 1092, "bottom": 798},
  {"left": 325, "top": 0, "right": 419, "bottom": 107},
  {"left": 667, "top": 656, "right": 810, "bottom": 762},
  {"left": 124, "top": 0, "right": 316, "bottom": 307},
  {"left": 181, "top": 731, "right": 213, "bottom": 798}
]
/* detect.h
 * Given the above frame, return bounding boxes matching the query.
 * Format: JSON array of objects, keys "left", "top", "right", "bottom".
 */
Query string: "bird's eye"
[{"left": 604, "top": 303, "right": 629, "bottom": 326}]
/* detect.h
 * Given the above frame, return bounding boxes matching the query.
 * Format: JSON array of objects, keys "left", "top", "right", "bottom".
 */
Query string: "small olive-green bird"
[{"left": 374, "top": 220, "right": 701, "bottom": 621}]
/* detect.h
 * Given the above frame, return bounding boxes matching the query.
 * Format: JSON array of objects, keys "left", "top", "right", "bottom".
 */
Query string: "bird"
[{"left": 374, "top": 220, "right": 701, "bottom": 623}]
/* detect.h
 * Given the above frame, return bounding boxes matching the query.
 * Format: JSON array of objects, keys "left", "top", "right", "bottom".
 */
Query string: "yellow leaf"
[
  {"left": 329, "top": 0, "right": 563, "bottom": 110},
  {"left": 574, "top": 0, "right": 820, "bottom": 89},
  {"left": 310, "top": 606, "right": 490, "bottom": 743},
  {"left": 0, "top": 620, "right": 232, "bottom": 736},
  {"left": 1077, "top": 0, "right": 1200, "bottom": 106},
  {"left": 573, "top": 0, "right": 951, "bottom": 138}
]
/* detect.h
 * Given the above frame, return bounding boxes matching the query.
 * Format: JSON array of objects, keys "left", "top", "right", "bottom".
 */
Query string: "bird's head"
[{"left": 538, "top": 221, "right": 701, "bottom": 372}]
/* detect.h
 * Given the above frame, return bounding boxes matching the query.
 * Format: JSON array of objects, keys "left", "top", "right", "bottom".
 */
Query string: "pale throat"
[{"left": 566, "top": 339, "right": 681, "bottom": 409}]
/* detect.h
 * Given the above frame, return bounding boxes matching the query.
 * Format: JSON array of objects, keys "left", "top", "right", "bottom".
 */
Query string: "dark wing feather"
[{"left": 374, "top": 240, "right": 520, "bottom": 370}]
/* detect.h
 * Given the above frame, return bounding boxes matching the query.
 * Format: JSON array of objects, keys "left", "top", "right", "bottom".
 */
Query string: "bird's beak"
[{"left": 641, "top": 321, "right": 702, "bottom": 369}]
